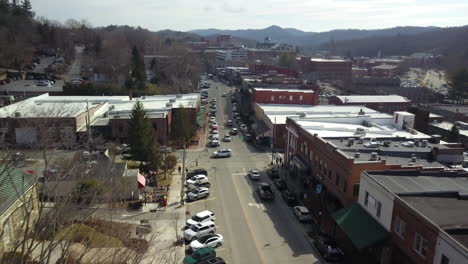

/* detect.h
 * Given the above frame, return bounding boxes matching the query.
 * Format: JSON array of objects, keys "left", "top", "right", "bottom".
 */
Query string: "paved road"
[
  {"left": 184, "top": 80, "right": 320, "bottom": 264},
  {"left": 64, "top": 46, "right": 85, "bottom": 81}
]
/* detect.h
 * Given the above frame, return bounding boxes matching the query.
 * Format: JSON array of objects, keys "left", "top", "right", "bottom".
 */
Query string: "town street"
[{"left": 183, "top": 80, "right": 320, "bottom": 264}]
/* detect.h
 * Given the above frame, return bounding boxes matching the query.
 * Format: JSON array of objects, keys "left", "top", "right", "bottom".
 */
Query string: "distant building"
[
  {"left": 216, "top": 49, "right": 247, "bottom": 61},
  {"left": 299, "top": 57, "right": 352, "bottom": 88},
  {"left": 328, "top": 95, "right": 411, "bottom": 113},
  {"left": 371, "top": 64, "right": 398, "bottom": 77},
  {"left": 252, "top": 88, "right": 319, "bottom": 106}
]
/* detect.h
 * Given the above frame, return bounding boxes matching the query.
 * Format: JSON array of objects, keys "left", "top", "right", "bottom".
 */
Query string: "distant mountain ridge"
[{"left": 189, "top": 25, "right": 439, "bottom": 47}]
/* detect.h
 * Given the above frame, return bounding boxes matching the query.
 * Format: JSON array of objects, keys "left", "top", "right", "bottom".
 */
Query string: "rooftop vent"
[
  {"left": 370, "top": 152, "right": 378, "bottom": 161},
  {"left": 358, "top": 108, "right": 365, "bottom": 115},
  {"left": 354, "top": 152, "right": 360, "bottom": 158},
  {"left": 169, "top": 98, "right": 176, "bottom": 103},
  {"left": 109, "top": 105, "right": 115, "bottom": 110},
  {"left": 355, "top": 128, "right": 366, "bottom": 135},
  {"left": 402, "top": 141, "right": 415, "bottom": 148},
  {"left": 383, "top": 141, "right": 391, "bottom": 147},
  {"left": 362, "top": 120, "right": 371, "bottom": 127},
  {"left": 364, "top": 142, "right": 379, "bottom": 148},
  {"left": 114, "top": 115, "right": 120, "bottom": 118},
  {"left": 411, "top": 156, "right": 417, "bottom": 162},
  {"left": 176, "top": 94, "right": 183, "bottom": 98},
  {"left": 358, "top": 138, "right": 364, "bottom": 144},
  {"left": 14, "top": 112, "right": 21, "bottom": 117},
  {"left": 348, "top": 138, "right": 354, "bottom": 146},
  {"left": 421, "top": 140, "right": 428, "bottom": 147},
  {"left": 298, "top": 112, "right": 306, "bottom": 118},
  {"left": 166, "top": 103, "right": 173, "bottom": 107}
]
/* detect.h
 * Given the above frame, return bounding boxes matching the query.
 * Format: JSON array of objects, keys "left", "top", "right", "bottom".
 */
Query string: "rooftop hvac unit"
[
  {"left": 354, "top": 152, "right": 360, "bottom": 158},
  {"left": 298, "top": 112, "right": 306, "bottom": 118},
  {"left": 358, "top": 138, "right": 364, "bottom": 144},
  {"left": 169, "top": 98, "right": 176, "bottom": 103},
  {"left": 109, "top": 105, "right": 115, "bottom": 110},
  {"left": 355, "top": 128, "right": 366, "bottom": 135},
  {"left": 370, "top": 152, "right": 378, "bottom": 161},
  {"left": 176, "top": 94, "right": 183, "bottom": 98},
  {"left": 411, "top": 156, "right": 417, "bottom": 162},
  {"left": 421, "top": 140, "right": 428, "bottom": 147},
  {"left": 14, "top": 112, "right": 21, "bottom": 117},
  {"left": 114, "top": 115, "right": 120, "bottom": 118},
  {"left": 166, "top": 103, "right": 173, "bottom": 107},
  {"left": 348, "top": 138, "right": 354, "bottom": 146}
]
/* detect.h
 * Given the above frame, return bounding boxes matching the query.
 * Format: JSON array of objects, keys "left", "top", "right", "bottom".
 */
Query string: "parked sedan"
[
  {"left": 281, "top": 190, "right": 298, "bottom": 206},
  {"left": 189, "top": 234, "right": 224, "bottom": 252},
  {"left": 273, "top": 179, "right": 288, "bottom": 191},
  {"left": 313, "top": 232, "right": 345, "bottom": 262},
  {"left": 187, "top": 187, "right": 210, "bottom": 201},
  {"left": 294, "top": 206, "right": 313, "bottom": 222},
  {"left": 267, "top": 167, "right": 280, "bottom": 179},
  {"left": 248, "top": 169, "right": 261, "bottom": 180},
  {"left": 223, "top": 134, "right": 231, "bottom": 142},
  {"left": 212, "top": 149, "right": 232, "bottom": 158}
]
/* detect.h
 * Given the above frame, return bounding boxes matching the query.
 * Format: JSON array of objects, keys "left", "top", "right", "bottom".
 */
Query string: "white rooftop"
[
  {"left": 257, "top": 104, "right": 381, "bottom": 124},
  {"left": 253, "top": 88, "right": 314, "bottom": 93},
  {"left": 334, "top": 95, "right": 410, "bottom": 104},
  {"left": 430, "top": 121, "right": 468, "bottom": 137},
  {"left": 310, "top": 58, "right": 349, "bottom": 62},
  {"left": 0, "top": 93, "right": 200, "bottom": 118}
]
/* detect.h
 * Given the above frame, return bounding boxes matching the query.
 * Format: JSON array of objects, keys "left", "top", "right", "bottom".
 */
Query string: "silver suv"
[{"left": 183, "top": 221, "right": 216, "bottom": 241}]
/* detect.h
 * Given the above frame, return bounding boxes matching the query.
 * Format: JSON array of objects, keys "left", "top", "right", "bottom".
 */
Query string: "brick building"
[
  {"left": 359, "top": 170, "right": 468, "bottom": 264},
  {"left": 328, "top": 95, "right": 411, "bottom": 113},
  {"left": 252, "top": 88, "right": 319, "bottom": 105},
  {"left": 299, "top": 57, "right": 352, "bottom": 87}
]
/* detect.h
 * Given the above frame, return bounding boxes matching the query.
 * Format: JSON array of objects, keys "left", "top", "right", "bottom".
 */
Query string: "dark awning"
[
  {"left": 332, "top": 203, "right": 389, "bottom": 250},
  {"left": 292, "top": 155, "right": 309, "bottom": 170},
  {"left": 252, "top": 119, "right": 270, "bottom": 136}
]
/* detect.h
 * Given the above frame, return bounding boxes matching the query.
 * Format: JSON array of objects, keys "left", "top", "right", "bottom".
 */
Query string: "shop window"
[
  {"left": 394, "top": 216, "right": 406, "bottom": 238},
  {"left": 413, "top": 233, "right": 428, "bottom": 257}
]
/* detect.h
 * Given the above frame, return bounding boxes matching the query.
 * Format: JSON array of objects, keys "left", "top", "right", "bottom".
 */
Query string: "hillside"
[{"left": 189, "top": 25, "right": 438, "bottom": 46}]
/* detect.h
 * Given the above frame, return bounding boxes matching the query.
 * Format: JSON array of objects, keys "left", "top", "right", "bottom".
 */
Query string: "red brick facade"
[
  {"left": 299, "top": 57, "right": 352, "bottom": 87},
  {"left": 252, "top": 88, "right": 319, "bottom": 105},
  {"left": 390, "top": 197, "right": 438, "bottom": 264}
]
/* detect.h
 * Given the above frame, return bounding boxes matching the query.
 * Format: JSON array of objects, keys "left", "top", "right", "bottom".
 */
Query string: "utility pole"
[
  {"left": 180, "top": 137, "right": 186, "bottom": 205},
  {"left": 271, "top": 117, "right": 276, "bottom": 165},
  {"left": 164, "top": 147, "right": 168, "bottom": 180}
]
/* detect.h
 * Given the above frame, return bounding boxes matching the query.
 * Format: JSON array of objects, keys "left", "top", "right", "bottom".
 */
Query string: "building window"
[
  {"left": 343, "top": 180, "right": 347, "bottom": 193},
  {"left": 289, "top": 95, "right": 293, "bottom": 101},
  {"left": 441, "top": 255, "right": 450, "bottom": 264},
  {"left": 376, "top": 201, "right": 382, "bottom": 218},
  {"left": 413, "top": 233, "right": 428, "bottom": 257},
  {"left": 364, "top": 191, "right": 369, "bottom": 206},
  {"left": 394, "top": 216, "right": 406, "bottom": 238},
  {"left": 271, "top": 95, "right": 275, "bottom": 102},
  {"left": 300, "top": 95, "right": 303, "bottom": 101},
  {"left": 353, "top": 184, "right": 360, "bottom": 196},
  {"left": 335, "top": 174, "right": 340, "bottom": 186}
]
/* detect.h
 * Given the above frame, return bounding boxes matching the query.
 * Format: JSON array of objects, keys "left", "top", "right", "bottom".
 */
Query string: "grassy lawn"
[{"left": 54, "top": 224, "right": 123, "bottom": 248}]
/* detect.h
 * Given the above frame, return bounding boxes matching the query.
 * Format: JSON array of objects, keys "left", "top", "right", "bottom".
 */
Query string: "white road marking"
[
  {"left": 248, "top": 202, "right": 266, "bottom": 210},
  {"left": 232, "top": 172, "right": 245, "bottom": 176}
]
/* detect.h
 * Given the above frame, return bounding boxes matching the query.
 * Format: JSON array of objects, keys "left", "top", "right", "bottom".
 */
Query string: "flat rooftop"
[
  {"left": 253, "top": 87, "right": 314, "bottom": 93},
  {"left": 333, "top": 95, "right": 410, "bottom": 104},
  {"left": 430, "top": 121, "right": 468, "bottom": 137},
  {"left": 310, "top": 58, "right": 349, "bottom": 62}
]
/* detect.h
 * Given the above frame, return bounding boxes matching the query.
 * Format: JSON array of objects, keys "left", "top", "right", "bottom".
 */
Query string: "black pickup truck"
[{"left": 257, "top": 182, "right": 275, "bottom": 200}]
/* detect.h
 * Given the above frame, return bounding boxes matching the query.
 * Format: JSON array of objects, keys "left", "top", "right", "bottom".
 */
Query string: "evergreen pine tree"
[
  {"left": 20, "top": 0, "right": 33, "bottom": 17},
  {"left": 128, "top": 101, "right": 160, "bottom": 168},
  {"left": 447, "top": 124, "right": 460, "bottom": 142},
  {"left": 128, "top": 46, "right": 147, "bottom": 90}
]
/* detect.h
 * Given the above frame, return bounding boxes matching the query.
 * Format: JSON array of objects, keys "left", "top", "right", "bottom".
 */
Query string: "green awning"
[{"left": 332, "top": 203, "right": 389, "bottom": 250}]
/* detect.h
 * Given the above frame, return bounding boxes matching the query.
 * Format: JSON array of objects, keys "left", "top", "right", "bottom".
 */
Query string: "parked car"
[
  {"left": 183, "top": 247, "right": 216, "bottom": 264},
  {"left": 223, "top": 134, "right": 231, "bottom": 142},
  {"left": 187, "top": 169, "right": 208, "bottom": 179},
  {"left": 211, "top": 133, "right": 219, "bottom": 140},
  {"left": 240, "top": 124, "right": 248, "bottom": 132},
  {"left": 189, "top": 234, "right": 224, "bottom": 251},
  {"left": 211, "top": 139, "right": 220, "bottom": 147},
  {"left": 267, "top": 167, "right": 280, "bottom": 179},
  {"left": 313, "top": 232, "right": 345, "bottom": 262},
  {"left": 221, "top": 93, "right": 227, "bottom": 97},
  {"left": 294, "top": 206, "right": 313, "bottom": 222},
  {"left": 198, "top": 257, "right": 226, "bottom": 264},
  {"left": 209, "top": 117, "right": 216, "bottom": 123},
  {"left": 37, "top": 80, "right": 51, "bottom": 87},
  {"left": 281, "top": 190, "right": 298, "bottom": 206},
  {"left": 187, "top": 187, "right": 210, "bottom": 201},
  {"left": 248, "top": 169, "right": 261, "bottom": 180},
  {"left": 226, "top": 120, "right": 233, "bottom": 127},
  {"left": 159, "top": 146, "right": 172, "bottom": 153},
  {"left": 273, "top": 179, "right": 288, "bottom": 191},
  {"left": 212, "top": 149, "right": 232, "bottom": 158},
  {"left": 230, "top": 128, "right": 238, "bottom": 135},
  {"left": 186, "top": 175, "right": 210, "bottom": 188},
  {"left": 257, "top": 182, "right": 274, "bottom": 200},
  {"left": 183, "top": 221, "right": 216, "bottom": 241},
  {"left": 186, "top": 210, "right": 216, "bottom": 227},
  {"left": 245, "top": 133, "right": 253, "bottom": 142},
  {"left": 211, "top": 122, "right": 218, "bottom": 128}
]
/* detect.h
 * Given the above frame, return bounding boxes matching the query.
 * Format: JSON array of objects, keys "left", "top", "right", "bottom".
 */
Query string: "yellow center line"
[{"left": 231, "top": 173, "right": 267, "bottom": 264}]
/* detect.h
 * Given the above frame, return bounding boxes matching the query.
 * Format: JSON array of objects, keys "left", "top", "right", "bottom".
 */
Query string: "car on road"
[
  {"left": 212, "top": 149, "right": 232, "bottom": 158},
  {"left": 210, "top": 109, "right": 216, "bottom": 114},
  {"left": 257, "top": 182, "right": 274, "bottom": 200},
  {"left": 232, "top": 106, "right": 237, "bottom": 112},
  {"left": 186, "top": 210, "right": 216, "bottom": 227},
  {"left": 221, "top": 93, "right": 226, "bottom": 97},
  {"left": 244, "top": 133, "right": 253, "bottom": 142},
  {"left": 211, "top": 98, "right": 216, "bottom": 103},
  {"left": 267, "top": 167, "right": 280, "bottom": 179},
  {"left": 183, "top": 247, "right": 217, "bottom": 264},
  {"left": 184, "top": 221, "right": 216, "bottom": 241},
  {"left": 294, "top": 206, "right": 313, "bottom": 222},
  {"left": 273, "top": 179, "right": 288, "bottom": 190},
  {"left": 240, "top": 124, "right": 248, "bottom": 132},
  {"left": 248, "top": 169, "right": 261, "bottom": 180},
  {"left": 187, "top": 169, "right": 208, "bottom": 179},
  {"left": 223, "top": 134, "right": 231, "bottom": 142},
  {"left": 226, "top": 120, "right": 232, "bottom": 127},
  {"left": 281, "top": 190, "right": 298, "bottom": 206},
  {"left": 198, "top": 257, "right": 226, "bottom": 264},
  {"left": 230, "top": 128, "right": 238, "bottom": 135},
  {"left": 37, "top": 80, "right": 52, "bottom": 87},
  {"left": 187, "top": 187, "right": 210, "bottom": 201},
  {"left": 312, "top": 232, "right": 345, "bottom": 262},
  {"left": 189, "top": 234, "right": 224, "bottom": 252},
  {"left": 210, "top": 139, "right": 220, "bottom": 147}
]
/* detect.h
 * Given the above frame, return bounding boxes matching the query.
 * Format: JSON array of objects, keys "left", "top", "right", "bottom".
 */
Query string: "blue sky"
[{"left": 33, "top": 0, "right": 468, "bottom": 32}]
